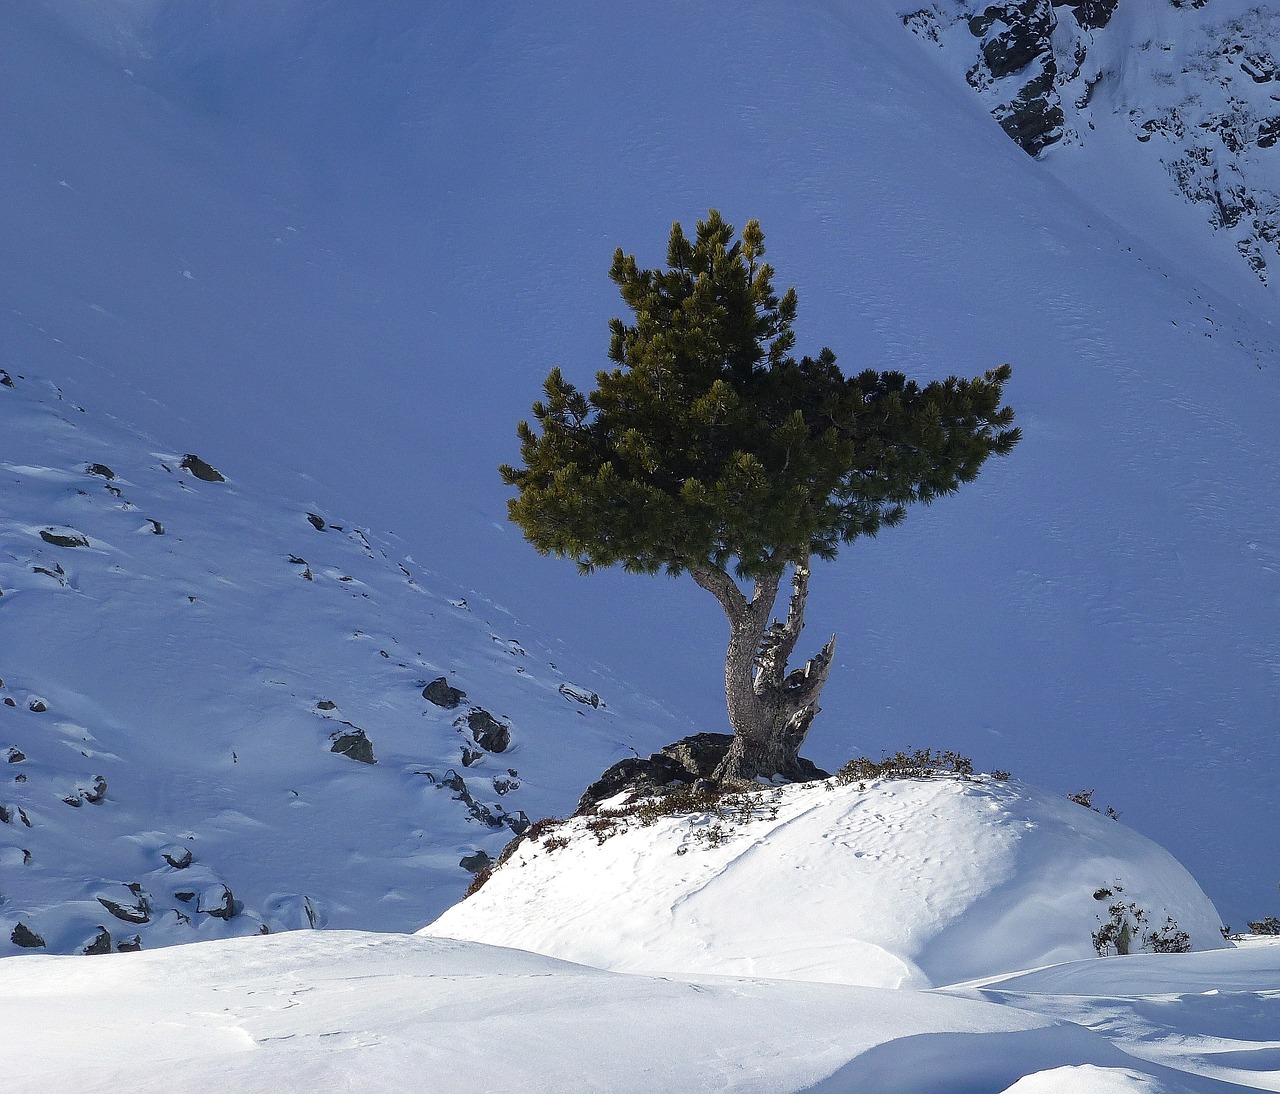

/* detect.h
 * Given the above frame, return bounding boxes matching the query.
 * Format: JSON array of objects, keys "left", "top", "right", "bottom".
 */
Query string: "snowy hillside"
[
  {"left": 0, "top": 370, "right": 685, "bottom": 955},
  {"left": 3, "top": 0, "right": 1280, "bottom": 931}
]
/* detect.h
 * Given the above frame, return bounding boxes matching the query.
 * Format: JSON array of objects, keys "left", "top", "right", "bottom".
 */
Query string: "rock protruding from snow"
[
  {"left": 423, "top": 775, "right": 1228, "bottom": 989},
  {"left": 576, "top": 732, "right": 827, "bottom": 813}
]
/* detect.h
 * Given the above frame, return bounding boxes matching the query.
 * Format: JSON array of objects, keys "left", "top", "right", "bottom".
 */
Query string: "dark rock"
[
  {"left": 82, "top": 926, "right": 112, "bottom": 955},
  {"left": 174, "top": 891, "right": 195, "bottom": 903},
  {"left": 576, "top": 732, "right": 828, "bottom": 813},
  {"left": 0, "top": 806, "right": 8, "bottom": 824},
  {"left": 2, "top": 698, "right": 14, "bottom": 707},
  {"left": 1259, "top": 118, "right": 1280, "bottom": 149},
  {"left": 162, "top": 847, "right": 193, "bottom": 870},
  {"left": 306, "top": 512, "right": 326, "bottom": 531},
  {"left": 505, "top": 810, "right": 531, "bottom": 836},
  {"left": 11, "top": 922, "right": 45, "bottom": 949},
  {"left": 180, "top": 454, "right": 225, "bottom": 482},
  {"left": 964, "top": 0, "right": 1063, "bottom": 156},
  {"left": 315, "top": 699, "right": 337, "bottom": 711},
  {"left": 28, "top": 699, "right": 47, "bottom": 713},
  {"left": 1051, "top": 0, "right": 1118, "bottom": 31},
  {"left": 459, "top": 850, "right": 493, "bottom": 874},
  {"left": 423, "top": 677, "right": 466, "bottom": 709},
  {"left": 0, "top": 369, "right": 12, "bottom": 387},
  {"left": 6, "top": 748, "right": 25, "bottom": 763},
  {"left": 146, "top": 519, "right": 164, "bottom": 535},
  {"left": 85, "top": 463, "right": 116, "bottom": 480},
  {"left": 198, "top": 883, "right": 236, "bottom": 920},
  {"left": 83, "top": 775, "right": 107, "bottom": 804},
  {"left": 467, "top": 709, "right": 511, "bottom": 754},
  {"left": 461, "top": 745, "right": 484, "bottom": 767},
  {"left": 39, "top": 528, "right": 88, "bottom": 548},
  {"left": 116, "top": 936, "right": 142, "bottom": 953},
  {"left": 330, "top": 729, "right": 376, "bottom": 764},
  {"left": 98, "top": 883, "right": 151, "bottom": 924}
]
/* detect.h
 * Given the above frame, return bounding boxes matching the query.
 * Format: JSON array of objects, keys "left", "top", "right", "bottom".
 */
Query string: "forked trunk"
[{"left": 690, "top": 560, "right": 836, "bottom": 784}]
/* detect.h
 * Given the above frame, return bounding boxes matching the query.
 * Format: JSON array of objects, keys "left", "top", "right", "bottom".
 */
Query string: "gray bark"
[{"left": 690, "top": 559, "right": 836, "bottom": 784}]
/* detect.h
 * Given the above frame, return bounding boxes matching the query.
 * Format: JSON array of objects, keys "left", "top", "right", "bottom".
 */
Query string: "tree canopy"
[{"left": 501, "top": 210, "right": 1019, "bottom": 581}]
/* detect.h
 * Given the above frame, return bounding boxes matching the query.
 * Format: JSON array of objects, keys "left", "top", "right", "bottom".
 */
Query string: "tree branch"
[
  {"left": 783, "top": 632, "right": 837, "bottom": 711},
  {"left": 688, "top": 562, "right": 748, "bottom": 619},
  {"left": 755, "top": 559, "right": 811, "bottom": 692}
]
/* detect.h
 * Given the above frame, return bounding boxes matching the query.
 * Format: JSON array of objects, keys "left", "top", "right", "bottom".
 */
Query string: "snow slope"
[
  {"left": 3, "top": 0, "right": 1279, "bottom": 928},
  {"left": 0, "top": 369, "right": 687, "bottom": 955},
  {"left": 423, "top": 776, "right": 1228, "bottom": 989}
]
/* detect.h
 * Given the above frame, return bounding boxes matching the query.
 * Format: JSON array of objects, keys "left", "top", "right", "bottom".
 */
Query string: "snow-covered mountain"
[
  {"left": 902, "top": 0, "right": 1280, "bottom": 285},
  {"left": 3, "top": 0, "right": 1280, "bottom": 942}
]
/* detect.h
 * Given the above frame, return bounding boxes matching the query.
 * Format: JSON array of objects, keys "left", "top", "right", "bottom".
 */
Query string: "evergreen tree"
[{"left": 502, "top": 211, "right": 1019, "bottom": 783}]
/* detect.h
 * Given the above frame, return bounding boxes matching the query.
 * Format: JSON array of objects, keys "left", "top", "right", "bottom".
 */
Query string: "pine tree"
[{"left": 501, "top": 211, "right": 1019, "bottom": 783}]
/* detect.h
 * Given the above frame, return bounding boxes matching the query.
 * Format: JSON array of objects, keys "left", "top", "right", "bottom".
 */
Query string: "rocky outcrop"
[
  {"left": 1051, "top": 0, "right": 1117, "bottom": 31},
  {"left": 964, "top": 1, "right": 1064, "bottom": 155},
  {"left": 903, "top": 0, "right": 1280, "bottom": 283},
  {"left": 576, "top": 733, "right": 827, "bottom": 814}
]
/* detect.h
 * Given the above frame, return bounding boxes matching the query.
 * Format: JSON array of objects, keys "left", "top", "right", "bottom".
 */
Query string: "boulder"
[
  {"left": 97, "top": 883, "right": 151, "bottom": 924},
  {"left": 467, "top": 709, "right": 511, "bottom": 754},
  {"left": 330, "top": 728, "right": 376, "bottom": 764},
  {"left": 82, "top": 926, "right": 112, "bottom": 955},
  {"left": 38, "top": 527, "right": 89, "bottom": 548},
  {"left": 460, "top": 850, "right": 493, "bottom": 874},
  {"left": 577, "top": 732, "right": 828, "bottom": 813},
  {"left": 179, "top": 454, "right": 225, "bottom": 482},
  {"left": 116, "top": 936, "right": 142, "bottom": 953},
  {"left": 423, "top": 677, "right": 466, "bottom": 709},
  {"left": 161, "top": 846, "right": 193, "bottom": 870},
  {"left": 198, "top": 884, "right": 237, "bottom": 920},
  {"left": 10, "top": 922, "right": 45, "bottom": 949},
  {"left": 85, "top": 463, "right": 116, "bottom": 479}
]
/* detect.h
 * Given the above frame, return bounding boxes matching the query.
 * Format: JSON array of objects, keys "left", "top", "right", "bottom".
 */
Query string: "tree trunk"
[{"left": 690, "top": 560, "right": 836, "bottom": 784}]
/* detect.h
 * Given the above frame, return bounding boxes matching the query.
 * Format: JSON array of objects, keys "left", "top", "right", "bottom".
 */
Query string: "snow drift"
[{"left": 422, "top": 774, "right": 1228, "bottom": 988}]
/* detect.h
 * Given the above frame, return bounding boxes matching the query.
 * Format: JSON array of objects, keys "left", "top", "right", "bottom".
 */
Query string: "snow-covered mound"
[
  {"left": 423, "top": 774, "right": 1228, "bottom": 988},
  {"left": 0, "top": 370, "right": 686, "bottom": 955}
]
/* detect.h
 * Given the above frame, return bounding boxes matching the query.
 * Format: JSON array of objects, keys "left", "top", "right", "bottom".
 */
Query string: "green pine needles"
[{"left": 502, "top": 211, "right": 1019, "bottom": 783}]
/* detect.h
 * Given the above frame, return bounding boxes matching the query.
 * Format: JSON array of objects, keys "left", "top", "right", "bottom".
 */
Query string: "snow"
[
  {"left": 1, "top": 808, "right": 1276, "bottom": 1091},
  {"left": 422, "top": 776, "right": 1228, "bottom": 988}
]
